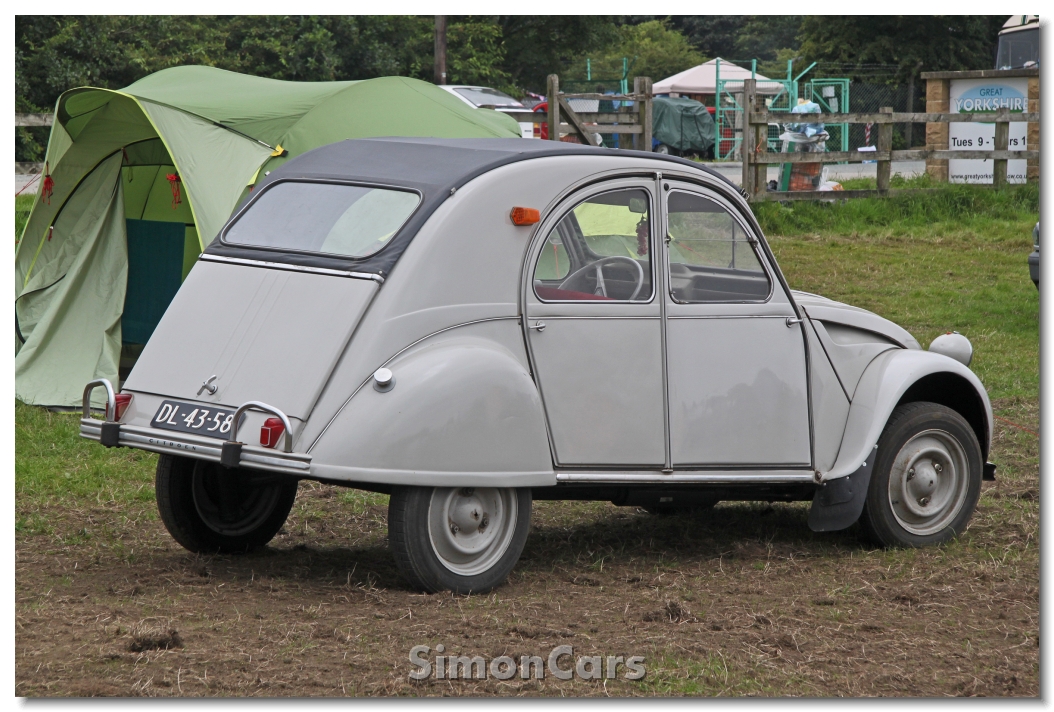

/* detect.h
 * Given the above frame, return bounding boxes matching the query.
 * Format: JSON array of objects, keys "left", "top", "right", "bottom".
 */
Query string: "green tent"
[{"left": 15, "top": 66, "right": 521, "bottom": 408}]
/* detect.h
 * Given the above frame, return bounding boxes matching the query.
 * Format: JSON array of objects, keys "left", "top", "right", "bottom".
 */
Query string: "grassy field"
[{"left": 15, "top": 185, "right": 1039, "bottom": 696}]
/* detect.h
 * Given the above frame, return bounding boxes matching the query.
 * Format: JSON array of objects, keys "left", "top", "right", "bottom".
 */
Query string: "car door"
[
  {"left": 662, "top": 183, "right": 811, "bottom": 467},
  {"left": 524, "top": 181, "right": 665, "bottom": 467}
]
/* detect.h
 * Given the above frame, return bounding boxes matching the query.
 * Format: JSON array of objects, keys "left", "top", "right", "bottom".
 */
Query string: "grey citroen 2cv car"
[{"left": 82, "top": 138, "right": 995, "bottom": 594}]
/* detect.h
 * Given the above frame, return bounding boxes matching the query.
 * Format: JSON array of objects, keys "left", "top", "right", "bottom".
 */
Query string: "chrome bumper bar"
[{"left": 80, "top": 379, "right": 311, "bottom": 477}]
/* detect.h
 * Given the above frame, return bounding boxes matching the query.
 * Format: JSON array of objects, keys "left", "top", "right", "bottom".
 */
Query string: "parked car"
[
  {"left": 1029, "top": 222, "right": 1039, "bottom": 288},
  {"left": 82, "top": 138, "right": 996, "bottom": 594},
  {"left": 439, "top": 85, "right": 533, "bottom": 138}
]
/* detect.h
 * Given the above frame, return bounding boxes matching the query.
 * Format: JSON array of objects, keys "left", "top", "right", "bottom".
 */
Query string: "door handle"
[
  {"left": 528, "top": 320, "right": 546, "bottom": 332},
  {"left": 786, "top": 316, "right": 804, "bottom": 327}
]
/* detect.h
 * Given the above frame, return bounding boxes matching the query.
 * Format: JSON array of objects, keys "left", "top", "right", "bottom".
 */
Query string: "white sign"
[{"left": 948, "top": 78, "right": 1028, "bottom": 184}]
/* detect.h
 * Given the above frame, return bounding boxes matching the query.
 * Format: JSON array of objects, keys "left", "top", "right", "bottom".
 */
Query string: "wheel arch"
[
  {"left": 308, "top": 322, "right": 555, "bottom": 487},
  {"left": 824, "top": 349, "right": 992, "bottom": 481},
  {"left": 896, "top": 371, "right": 990, "bottom": 461}
]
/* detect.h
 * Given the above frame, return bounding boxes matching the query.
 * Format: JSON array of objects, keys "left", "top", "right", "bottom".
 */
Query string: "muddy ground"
[{"left": 15, "top": 403, "right": 1038, "bottom": 697}]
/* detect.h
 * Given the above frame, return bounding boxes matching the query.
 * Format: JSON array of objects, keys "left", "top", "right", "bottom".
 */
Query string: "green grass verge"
[{"left": 756, "top": 183, "right": 1039, "bottom": 400}]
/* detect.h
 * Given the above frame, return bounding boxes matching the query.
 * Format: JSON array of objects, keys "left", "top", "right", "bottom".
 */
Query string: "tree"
[
  {"left": 494, "top": 16, "right": 619, "bottom": 93},
  {"left": 798, "top": 16, "right": 1007, "bottom": 83},
  {"left": 565, "top": 20, "right": 704, "bottom": 86},
  {"left": 665, "top": 16, "right": 747, "bottom": 59}
]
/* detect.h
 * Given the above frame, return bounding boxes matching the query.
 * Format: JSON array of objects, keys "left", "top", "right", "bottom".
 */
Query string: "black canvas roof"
[{"left": 205, "top": 137, "right": 738, "bottom": 277}]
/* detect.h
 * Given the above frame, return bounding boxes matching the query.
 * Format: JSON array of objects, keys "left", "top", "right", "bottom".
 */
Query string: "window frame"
[
  {"left": 218, "top": 177, "right": 423, "bottom": 262},
  {"left": 531, "top": 185, "right": 657, "bottom": 305},
  {"left": 663, "top": 188, "right": 774, "bottom": 305}
]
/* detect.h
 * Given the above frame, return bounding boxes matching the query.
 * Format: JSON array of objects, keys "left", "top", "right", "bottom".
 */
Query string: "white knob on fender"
[
  {"left": 928, "top": 332, "right": 973, "bottom": 367},
  {"left": 373, "top": 367, "right": 395, "bottom": 392}
]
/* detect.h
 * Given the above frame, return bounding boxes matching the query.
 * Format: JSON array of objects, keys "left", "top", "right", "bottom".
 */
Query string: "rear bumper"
[
  {"left": 1028, "top": 250, "right": 1039, "bottom": 286},
  {"left": 80, "top": 419, "right": 311, "bottom": 476}
]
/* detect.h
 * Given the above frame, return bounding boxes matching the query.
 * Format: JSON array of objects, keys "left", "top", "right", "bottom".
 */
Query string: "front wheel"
[
  {"left": 859, "top": 402, "right": 982, "bottom": 547},
  {"left": 155, "top": 454, "right": 298, "bottom": 554},
  {"left": 388, "top": 486, "right": 531, "bottom": 594}
]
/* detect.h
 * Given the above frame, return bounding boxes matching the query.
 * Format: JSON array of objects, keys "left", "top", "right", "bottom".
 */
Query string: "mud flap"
[{"left": 808, "top": 450, "right": 876, "bottom": 532}]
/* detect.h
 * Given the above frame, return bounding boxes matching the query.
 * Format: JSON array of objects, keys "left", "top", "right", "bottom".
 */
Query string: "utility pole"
[{"left": 434, "top": 16, "right": 448, "bottom": 85}]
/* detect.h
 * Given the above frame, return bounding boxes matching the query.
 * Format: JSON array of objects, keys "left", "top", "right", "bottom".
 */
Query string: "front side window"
[
  {"left": 223, "top": 181, "right": 420, "bottom": 259},
  {"left": 533, "top": 189, "right": 653, "bottom": 302},
  {"left": 666, "top": 191, "right": 771, "bottom": 303}
]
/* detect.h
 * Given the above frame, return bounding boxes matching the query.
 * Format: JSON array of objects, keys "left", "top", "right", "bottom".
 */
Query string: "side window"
[
  {"left": 533, "top": 189, "right": 653, "bottom": 302},
  {"left": 666, "top": 191, "right": 771, "bottom": 303}
]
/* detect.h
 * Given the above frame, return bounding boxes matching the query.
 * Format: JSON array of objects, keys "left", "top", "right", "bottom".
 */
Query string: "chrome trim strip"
[
  {"left": 526, "top": 315, "right": 660, "bottom": 320},
  {"left": 655, "top": 171, "right": 673, "bottom": 472},
  {"left": 199, "top": 254, "right": 384, "bottom": 283},
  {"left": 665, "top": 314, "right": 791, "bottom": 320},
  {"left": 80, "top": 420, "right": 311, "bottom": 475},
  {"left": 554, "top": 471, "right": 816, "bottom": 484}
]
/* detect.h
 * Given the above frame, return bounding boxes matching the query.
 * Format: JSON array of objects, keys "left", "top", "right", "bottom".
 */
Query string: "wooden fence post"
[
  {"left": 641, "top": 77, "right": 653, "bottom": 152},
  {"left": 547, "top": 74, "right": 560, "bottom": 142},
  {"left": 876, "top": 107, "right": 893, "bottom": 194},
  {"left": 632, "top": 77, "right": 642, "bottom": 150},
  {"left": 741, "top": 79, "right": 756, "bottom": 197},
  {"left": 993, "top": 107, "right": 1009, "bottom": 188}
]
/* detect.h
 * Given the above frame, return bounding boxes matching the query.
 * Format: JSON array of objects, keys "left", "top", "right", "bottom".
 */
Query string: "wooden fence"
[
  {"left": 501, "top": 75, "right": 655, "bottom": 151},
  {"left": 739, "top": 79, "right": 1040, "bottom": 202}
]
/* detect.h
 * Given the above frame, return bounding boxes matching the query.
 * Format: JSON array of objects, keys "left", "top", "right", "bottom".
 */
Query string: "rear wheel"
[
  {"left": 388, "top": 486, "right": 531, "bottom": 594},
  {"left": 155, "top": 454, "right": 298, "bottom": 554},
  {"left": 859, "top": 402, "right": 982, "bottom": 547}
]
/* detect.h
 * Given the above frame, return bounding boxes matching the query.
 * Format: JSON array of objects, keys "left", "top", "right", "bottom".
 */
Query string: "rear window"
[
  {"left": 223, "top": 181, "right": 420, "bottom": 259},
  {"left": 453, "top": 87, "right": 523, "bottom": 108}
]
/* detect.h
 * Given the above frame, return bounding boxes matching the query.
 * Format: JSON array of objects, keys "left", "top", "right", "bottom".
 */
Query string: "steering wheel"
[{"left": 558, "top": 255, "right": 645, "bottom": 301}]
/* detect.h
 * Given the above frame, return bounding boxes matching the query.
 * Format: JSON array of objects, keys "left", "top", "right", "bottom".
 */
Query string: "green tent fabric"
[
  {"left": 653, "top": 96, "right": 716, "bottom": 155},
  {"left": 15, "top": 66, "right": 522, "bottom": 408},
  {"left": 15, "top": 153, "right": 127, "bottom": 408}
]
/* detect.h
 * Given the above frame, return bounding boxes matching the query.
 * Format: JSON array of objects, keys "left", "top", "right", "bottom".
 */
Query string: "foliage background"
[{"left": 16, "top": 15, "right": 1008, "bottom": 161}]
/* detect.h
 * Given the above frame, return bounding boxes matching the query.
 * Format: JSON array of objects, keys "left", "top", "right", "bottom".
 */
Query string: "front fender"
[
  {"left": 309, "top": 328, "right": 555, "bottom": 487},
  {"left": 823, "top": 348, "right": 992, "bottom": 481}
]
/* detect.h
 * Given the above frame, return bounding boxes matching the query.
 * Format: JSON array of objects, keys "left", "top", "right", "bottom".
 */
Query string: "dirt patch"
[{"left": 16, "top": 416, "right": 1038, "bottom": 697}]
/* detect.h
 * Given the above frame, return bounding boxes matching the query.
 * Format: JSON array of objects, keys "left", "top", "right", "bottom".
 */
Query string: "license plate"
[{"left": 151, "top": 400, "right": 235, "bottom": 440}]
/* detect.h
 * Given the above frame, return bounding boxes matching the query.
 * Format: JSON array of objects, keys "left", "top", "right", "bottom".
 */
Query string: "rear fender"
[
  {"left": 824, "top": 348, "right": 992, "bottom": 481},
  {"left": 308, "top": 326, "right": 555, "bottom": 487}
]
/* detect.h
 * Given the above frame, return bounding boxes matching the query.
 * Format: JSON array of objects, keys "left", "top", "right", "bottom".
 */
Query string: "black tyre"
[
  {"left": 859, "top": 402, "right": 982, "bottom": 547},
  {"left": 388, "top": 486, "right": 532, "bottom": 594},
  {"left": 155, "top": 454, "right": 298, "bottom": 554}
]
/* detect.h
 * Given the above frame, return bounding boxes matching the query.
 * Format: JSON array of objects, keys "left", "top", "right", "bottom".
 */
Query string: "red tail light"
[
  {"left": 114, "top": 393, "right": 133, "bottom": 421},
  {"left": 260, "top": 417, "right": 285, "bottom": 448}
]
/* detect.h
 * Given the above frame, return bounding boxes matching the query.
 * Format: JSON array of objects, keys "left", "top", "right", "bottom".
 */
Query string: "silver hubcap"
[
  {"left": 888, "top": 429, "right": 970, "bottom": 536},
  {"left": 427, "top": 488, "right": 518, "bottom": 576}
]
